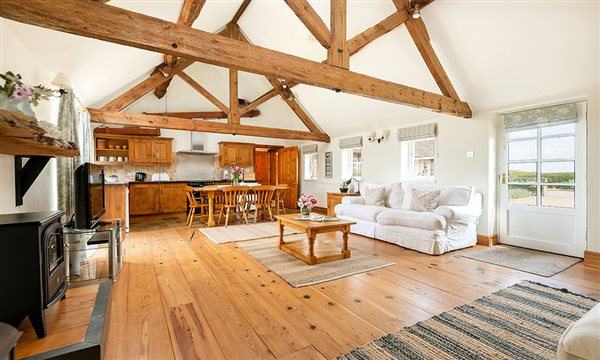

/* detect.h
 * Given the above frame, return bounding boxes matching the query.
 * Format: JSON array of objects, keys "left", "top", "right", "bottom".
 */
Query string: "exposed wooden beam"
[
  {"left": 265, "top": 77, "right": 321, "bottom": 133},
  {"left": 328, "top": 0, "right": 349, "bottom": 68},
  {"left": 228, "top": 69, "right": 240, "bottom": 124},
  {"left": 347, "top": 10, "right": 409, "bottom": 56},
  {"left": 238, "top": 88, "right": 280, "bottom": 114},
  {"left": 144, "top": 110, "right": 260, "bottom": 119},
  {"left": 392, "top": 0, "right": 409, "bottom": 12},
  {"left": 231, "top": 0, "right": 251, "bottom": 23},
  {"left": 88, "top": 110, "right": 331, "bottom": 142},
  {"left": 284, "top": 0, "right": 331, "bottom": 49},
  {"left": 177, "top": 71, "right": 229, "bottom": 114},
  {"left": 1, "top": 0, "right": 472, "bottom": 118},
  {"left": 405, "top": 17, "right": 460, "bottom": 100},
  {"left": 100, "top": 58, "right": 194, "bottom": 112}
]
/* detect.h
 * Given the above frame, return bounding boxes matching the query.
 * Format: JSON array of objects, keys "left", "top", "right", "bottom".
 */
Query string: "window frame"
[
  {"left": 303, "top": 152, "right": 318, "bottom": 181},
  {"left": 341, "top": 147, "right": 362, "bottom": 181}
]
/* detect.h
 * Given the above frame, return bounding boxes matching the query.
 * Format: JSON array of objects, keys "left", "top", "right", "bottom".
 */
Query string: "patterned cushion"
[
  {"left": 364, "top": 186, "right": 385, "bottom": 206},
  {"left": 409, "top": 188, "right": 441, "bottom": 212}
]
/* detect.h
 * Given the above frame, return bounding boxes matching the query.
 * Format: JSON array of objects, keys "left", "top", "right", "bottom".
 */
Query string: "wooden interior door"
[
  {"left": 277, "top": 146, "right": 299, "bottom": 209},
  {"left": 255, "top": 151, "right": 270, "bottom": 184}
]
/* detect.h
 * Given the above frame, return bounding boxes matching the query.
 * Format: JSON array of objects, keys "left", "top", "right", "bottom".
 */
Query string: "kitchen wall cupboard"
[
  {"left": 94, "top": 134, "right": 173, "bottom": 165},
  {"left": 218, "top": 142, "right": 254, "bottom": 167}
]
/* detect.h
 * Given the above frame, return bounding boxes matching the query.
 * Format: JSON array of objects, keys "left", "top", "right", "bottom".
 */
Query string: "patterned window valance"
[
  {"left": 302, "top": 144, "right": 318, "bottom": 154},
  {"left": 339, "top": 136, "right": 363, "bottom": 149},
  {"left": 504, "top": 103, "right": 578, "bottom": 130},
  {"left": 397, "top": 123, "right": 437, "bottom": 141}
]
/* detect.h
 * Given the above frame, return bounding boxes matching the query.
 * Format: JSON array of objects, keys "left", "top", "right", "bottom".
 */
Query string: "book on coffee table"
[{"left": 294, "top": 215, "right": 340, "bottom": 222}]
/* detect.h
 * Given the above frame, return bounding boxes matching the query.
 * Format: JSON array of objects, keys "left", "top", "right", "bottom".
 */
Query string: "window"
[
  {"left": 507, "top": 123, "right": 576, "bottom": 208},
  {"left": 401, "top": 137, "right": 435, "bottom": 179},
  {"left": 341, "top": 147, "right": 362, "bottom": 180},
  {"left": 304, "top": 153, "right": 318, "bottom": 180}
]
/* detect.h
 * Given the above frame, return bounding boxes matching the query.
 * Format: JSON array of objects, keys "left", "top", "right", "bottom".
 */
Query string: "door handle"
[{"left": 500, "top": 173, "right": 507, "bottom": 184}]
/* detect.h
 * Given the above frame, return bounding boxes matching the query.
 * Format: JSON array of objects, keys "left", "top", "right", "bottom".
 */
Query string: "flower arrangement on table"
[
  {"left": 0, "top": 71, "right": 59, "bottom": 117},
  {"left": 297, "top": 194, "right": 317, "bottom": 217},
  {"left": 230, "top": 165, "right": 244, "bottom": 186}
]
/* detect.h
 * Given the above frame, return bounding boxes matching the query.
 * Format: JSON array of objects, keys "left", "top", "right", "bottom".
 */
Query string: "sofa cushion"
[
  {"left": 409, "top": 188, "right": 441, "bottom": 212},
  {"left": 402, "top": 184, "right": 474, "bottom": 209},
  {"left": 557, "top": 303, "right": 600, "bottom": 360},
  {"left": 363, "top": 182, "right": 403, "bottom": 208},
  {"left": 377, "top": 209, "right": 447, "bottom": 230},
  {"left": 364, "top": 186, "right": 385, "bottom": 206},
  {"left": 335, "top": 204, "right": 386, "bottom": 222}
]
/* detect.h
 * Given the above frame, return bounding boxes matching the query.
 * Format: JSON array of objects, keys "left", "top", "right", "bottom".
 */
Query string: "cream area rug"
[
  {"left": 237, "top": 234, "right": 395, "bottom": 287},
  {"left": 463, "top": 245, "right": 581, "bottom": 277},
  {"left": 199, "top": 222, "right": 301, "bottom": 244}
]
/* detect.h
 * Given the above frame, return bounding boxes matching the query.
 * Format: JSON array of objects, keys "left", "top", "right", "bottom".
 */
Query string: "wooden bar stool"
[
  {"left": 218, "top": 186, "right": 250, "bottom": 227},
  {"left": 248, "top": 185, "right": 276, "bottom": 223},
  {"left": 185, "top": 186, "right": 209, "bottom": 228}
]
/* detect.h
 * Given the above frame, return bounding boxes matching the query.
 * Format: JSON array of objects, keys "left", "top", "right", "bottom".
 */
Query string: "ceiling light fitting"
[{"left": 410, "top": 3, "right": 421, "bottom": 19}]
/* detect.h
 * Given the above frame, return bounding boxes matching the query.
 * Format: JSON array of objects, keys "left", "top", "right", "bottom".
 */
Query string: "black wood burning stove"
[{"left": 0, "top": 211, "right": 67, "bottom": 339}]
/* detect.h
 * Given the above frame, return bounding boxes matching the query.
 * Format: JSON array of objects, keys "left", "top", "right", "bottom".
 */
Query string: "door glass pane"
[
  {"left": 541, "top": 162, "right": 575, "bottom": 183},
  {"left": 541, "top": 136, "right": 575, "bottom": 159},
  {"left": 508, "top": 185, "right": 537, "bottom": 206},
  {"left": 541, "top": 185, "right": 574, "bottom": 208},
  {"left": 508, "top": 163, "right": 537, "bottom": 183},
  {"left": 508, "top": 128, "right": 537, "bottom": 140},
  {"left": 509, "top": 139, "right": 537, "bottom": 160},
  {"left": 541, "top": 123, "right": 576, "bottom": 136}
]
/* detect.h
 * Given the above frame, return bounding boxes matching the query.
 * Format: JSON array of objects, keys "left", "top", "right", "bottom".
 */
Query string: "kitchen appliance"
[
  {"left": 152, "top": 173, "right": 170, "bottom": 182},
  {"left": 177, "top": 132, "right": 218, "bottom": 155},
  {"left": 135, "top": 172, "right": 146, "bottom": 182},
  {"left": 187, "top": 180, "right": 215, "bottom": 188}
]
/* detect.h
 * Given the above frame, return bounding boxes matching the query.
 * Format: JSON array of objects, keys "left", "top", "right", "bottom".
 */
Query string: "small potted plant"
[
  {"left": 297, "top": 194, "right": 317, "bottom": 217},
  {"left": 339, "top": 180, "right": 349, "bottom": 193}
]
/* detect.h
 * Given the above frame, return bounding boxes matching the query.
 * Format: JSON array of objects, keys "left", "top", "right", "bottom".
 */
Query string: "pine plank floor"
[{"left": 106, "top": 214, "right": 600, "bottom": 359}]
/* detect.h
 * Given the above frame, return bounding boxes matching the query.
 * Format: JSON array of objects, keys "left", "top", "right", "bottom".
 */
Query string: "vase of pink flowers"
[
  {"left": 230, "top": 165, "right": 243, "bottom": 186},
  {"left": 297, "top": 194, "right": 317, "bottom": 217},
  {"left": 0, "top": 71, "right": 58, "bottom": 117}
]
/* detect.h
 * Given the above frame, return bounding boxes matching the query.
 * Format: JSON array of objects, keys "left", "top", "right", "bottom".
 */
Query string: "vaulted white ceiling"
[{"left": 2, "top": 0, "right": 599, "bottom": 138}]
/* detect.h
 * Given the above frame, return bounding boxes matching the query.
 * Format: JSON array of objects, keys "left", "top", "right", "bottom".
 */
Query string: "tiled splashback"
[{"left": 102, "top": 158, "right": 177, "bottom": 182}]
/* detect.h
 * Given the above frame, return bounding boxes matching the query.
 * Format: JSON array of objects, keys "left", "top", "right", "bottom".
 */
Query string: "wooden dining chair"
[
  {"left": 247, "top": 185, "right": 276, "bottom": 223},
  {"left": 184, "top": 186, "right": 209, "bottom": 228},
  {"left": 273, "top": 184, "right": 288, "bottom": 215},
  {"left": 217, "top": 186, "right": 250, "bottom": 227}
]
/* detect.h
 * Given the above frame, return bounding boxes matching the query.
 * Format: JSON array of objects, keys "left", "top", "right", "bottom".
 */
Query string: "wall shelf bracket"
[{"left": 15, "top": 156, "right": 51, "bottom": 206}]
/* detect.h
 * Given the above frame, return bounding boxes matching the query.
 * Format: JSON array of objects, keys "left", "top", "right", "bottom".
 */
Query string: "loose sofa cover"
[{"left": 335, "top": 182, "right": 482, "bottom": 255}]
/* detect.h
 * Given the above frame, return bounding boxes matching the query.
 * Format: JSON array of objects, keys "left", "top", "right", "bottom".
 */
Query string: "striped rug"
[
  {"left": 237, "top": 235, "right": 395, "bottom": 287},
  {"left": 199, "top": 222, "right": 301, "bottom": 244},
  {"left": 338, "top": 281, "right": 598, "bottom": 360}
]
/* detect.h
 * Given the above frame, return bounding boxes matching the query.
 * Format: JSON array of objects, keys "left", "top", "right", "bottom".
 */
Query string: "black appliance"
[
  {"left": 186, "top": 180, "right": 215, "bottom": 188},
  {"left": 74, "top": 163, "right": 106, "bottom": 229},
  {"left": 0, "top": 211, "right": 66, "bottom": 339},
  {"left": 135, "top": 172, "right": 147, "bottom": 182}
]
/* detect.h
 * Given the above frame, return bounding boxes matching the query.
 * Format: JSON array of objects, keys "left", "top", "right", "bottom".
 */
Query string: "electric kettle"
[{"left": 135, "top": 172, "right": 147, "bottom": 182}]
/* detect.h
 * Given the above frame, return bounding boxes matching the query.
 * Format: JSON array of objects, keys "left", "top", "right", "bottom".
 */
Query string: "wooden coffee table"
[{"left": 275, "top": 214, "right": 356, "bottom": 265}]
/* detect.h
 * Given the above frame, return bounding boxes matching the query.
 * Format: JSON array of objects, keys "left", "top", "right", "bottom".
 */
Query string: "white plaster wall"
[{"left": 0, "top": 20, "right": 58, "bottom": 214}]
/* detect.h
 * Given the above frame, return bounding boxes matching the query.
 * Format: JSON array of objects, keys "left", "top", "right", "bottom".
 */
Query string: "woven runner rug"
[
  {"left": 338, "top": 281, "right": 598, "bottom": 360},
  {"left": 237, "top": 234, "right": 395, "bottom": 287},
  {"left": 463, "top": 245, "right": 581, "bottom": 277},
  {"left": 199, "top": 222, "right": 301, "bottom": 244}
]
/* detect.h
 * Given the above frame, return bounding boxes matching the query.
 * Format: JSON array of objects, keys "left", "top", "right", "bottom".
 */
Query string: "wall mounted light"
[{"left": 368, "top": 129, "right": 390, "bottom": 143}]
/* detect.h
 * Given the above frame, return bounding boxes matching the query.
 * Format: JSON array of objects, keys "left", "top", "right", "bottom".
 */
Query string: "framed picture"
[{"left": 325, "top": 151, "right": 333, "bottom": 178}]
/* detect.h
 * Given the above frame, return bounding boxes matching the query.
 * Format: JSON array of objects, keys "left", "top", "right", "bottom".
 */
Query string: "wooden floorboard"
[{"left": 103, "top": 214, "right": 600, "bottom": 359}]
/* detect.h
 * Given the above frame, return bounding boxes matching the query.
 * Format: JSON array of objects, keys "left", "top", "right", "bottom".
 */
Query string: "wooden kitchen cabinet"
[
  {"left": 102, "top": 184, "right": 127, "bottom": 220},
  {"left": 152, "top": 140, "right": 172, "bottom": 164},
  {"left": 129, "top": 182, "right": 187, "bottom": 215},
  {"left": 219, "top": 142, "right": 254, "bottom": 167},
  {"left": 129, "top": 139, "right": 152, "bottom": 163},
  {"left": 94, "top": 133, "right": 173, "bottom": 165},
  {"left": 129, "top": 183, "right": 160, "bottom": 215},
  {"left": 159, "top": 183, "right": 187, "bottom": 213}
]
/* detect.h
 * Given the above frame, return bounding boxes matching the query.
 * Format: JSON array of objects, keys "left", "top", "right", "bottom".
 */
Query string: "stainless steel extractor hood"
[{"left": 177, "top": 132, "right": 218, "bottom": 155}]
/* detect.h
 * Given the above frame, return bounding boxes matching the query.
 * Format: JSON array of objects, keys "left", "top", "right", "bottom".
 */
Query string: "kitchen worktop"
[{"left": 128, "top": 180, "right": 188, "bottom": 184}]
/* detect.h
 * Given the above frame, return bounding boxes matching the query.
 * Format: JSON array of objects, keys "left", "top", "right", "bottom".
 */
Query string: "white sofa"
[{"left": 334, "top": 183, "right": 482, "bottom": 255}]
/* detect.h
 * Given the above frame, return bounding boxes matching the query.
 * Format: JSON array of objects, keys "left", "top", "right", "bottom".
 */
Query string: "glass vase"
[{"left": 301, "top": 206, "right": 311, "bottom": 217}]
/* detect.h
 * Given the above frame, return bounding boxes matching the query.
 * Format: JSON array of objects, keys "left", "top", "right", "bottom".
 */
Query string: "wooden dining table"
[{"left": 193, "top": 185, "right": 289, "bottom": 227}]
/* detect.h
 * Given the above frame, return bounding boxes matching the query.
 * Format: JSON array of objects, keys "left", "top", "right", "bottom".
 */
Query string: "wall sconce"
[{"left": 368, "top": 129, "right": 390, "bottom": 143}]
